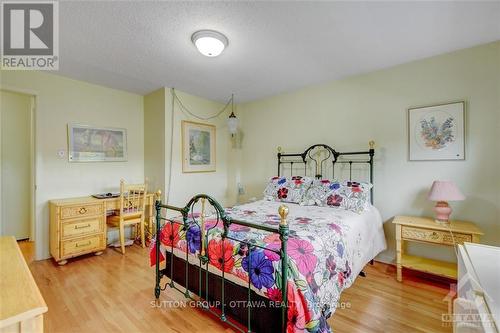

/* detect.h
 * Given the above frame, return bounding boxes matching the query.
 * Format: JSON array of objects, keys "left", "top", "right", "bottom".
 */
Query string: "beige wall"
[
  {"left": 1, "top": 42, "right": 497, "bottom": 263},
  {"left": 145, "top": 88, "right": 233, "bottom": 208},
  {"left": 0, "top": 71, "right": 144, "bottom": 260},
  {"left": 235, "top": 42, "right": 500, "bottom": 263},
  {"left": 0, "top": 91, "right": 33, "bottom": 239}
]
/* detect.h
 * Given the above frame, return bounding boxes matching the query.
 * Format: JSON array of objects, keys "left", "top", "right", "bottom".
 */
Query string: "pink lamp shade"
[
  {"left": 428, "top": 180, "right": 465, "bottom": 224},
  {"left": 428, "top": 181, "right": 465, "bottom": 202}
]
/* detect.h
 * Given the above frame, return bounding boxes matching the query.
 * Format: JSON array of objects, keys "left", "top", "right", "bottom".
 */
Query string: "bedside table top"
[{"left": 393, "top": 215, "right": 483, "bottom": 235}]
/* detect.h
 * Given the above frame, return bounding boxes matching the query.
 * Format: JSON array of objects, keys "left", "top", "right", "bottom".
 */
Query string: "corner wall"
[
  {"left": 144, "top": 88, "right": 234, "bottom": 208},
  {"left": 144, "top": 88, "right": 167, "bottom": 195}
]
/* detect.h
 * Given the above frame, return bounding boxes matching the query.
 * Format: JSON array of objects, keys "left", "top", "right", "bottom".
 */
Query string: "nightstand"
[{"left": 392, "top": 216, "right": 483, "bottom": 282}]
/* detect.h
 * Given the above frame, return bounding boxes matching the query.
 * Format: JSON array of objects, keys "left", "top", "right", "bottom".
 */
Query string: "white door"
[{"left": 1, "top": 90, "right": 33, "bottom": 240}]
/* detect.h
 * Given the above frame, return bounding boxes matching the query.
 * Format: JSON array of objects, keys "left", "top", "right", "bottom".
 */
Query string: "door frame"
[{"left": 0, "top": 86, "right": 38, "bottom": 252}]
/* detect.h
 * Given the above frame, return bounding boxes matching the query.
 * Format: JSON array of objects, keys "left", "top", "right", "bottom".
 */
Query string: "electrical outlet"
[
  {"left": 237, "top": 183, "right": 245, "bottom": 195},
  {"left": 57, "top": 150, "right": 65, "bottom": 158}
]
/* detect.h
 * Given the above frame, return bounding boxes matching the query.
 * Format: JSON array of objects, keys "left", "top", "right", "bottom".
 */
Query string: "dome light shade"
[{"left": 191, "top": 30, "right": 228, "bottom": 57}]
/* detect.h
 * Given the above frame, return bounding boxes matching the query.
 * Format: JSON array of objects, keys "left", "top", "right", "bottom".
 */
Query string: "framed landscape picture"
[
  {"left": 68, "top": 124, "right": 127, "bottom": 162},
  {"left": 408, "top": 101, "right": 465, "bottom": 161},
  {"left": 182, "top": 121, "right": 216, "bottom": 173}
]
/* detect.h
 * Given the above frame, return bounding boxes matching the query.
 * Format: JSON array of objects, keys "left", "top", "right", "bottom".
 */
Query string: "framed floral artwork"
[
  {"left": 182, "top": 120, "right": 216, "bottom": 172},
  {"left": 408, "top": 101, "right": 465, "bottom": 161}
]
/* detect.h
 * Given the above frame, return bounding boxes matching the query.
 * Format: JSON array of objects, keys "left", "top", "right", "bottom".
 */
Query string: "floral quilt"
[{"left": 150, "top": 200, "right": 386, "bottom": 333}]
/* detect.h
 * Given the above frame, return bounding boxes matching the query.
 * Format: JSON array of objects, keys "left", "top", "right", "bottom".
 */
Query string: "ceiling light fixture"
[{"left": 191, "top": 30, "right": 228, "bottom": 57}]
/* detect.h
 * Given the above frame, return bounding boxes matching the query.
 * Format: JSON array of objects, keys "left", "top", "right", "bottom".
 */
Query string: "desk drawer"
[
  {"left": 60, "top": 203, "right": 103, "bottom": 220},
  {"left": 61, "top": 235, "right": 104, "bottom": 257},
  {"left": 402, "top": 226, "right": 472, "bottom": 245},
  {"left": 61, "top": 218, "right": 103, "bottom": 239}
]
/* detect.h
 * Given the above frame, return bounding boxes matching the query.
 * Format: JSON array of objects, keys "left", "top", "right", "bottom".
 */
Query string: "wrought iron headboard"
[{"left": 277, "top": 141, "right": 375, "bottom": 203}]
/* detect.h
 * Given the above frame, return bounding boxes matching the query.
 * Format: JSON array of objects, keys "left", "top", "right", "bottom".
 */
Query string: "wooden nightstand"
[{"left": 393, "top": 216, "right": 483, "bottom": 282}]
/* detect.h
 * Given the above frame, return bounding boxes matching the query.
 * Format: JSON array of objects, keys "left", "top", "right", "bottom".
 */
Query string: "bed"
[{"left": 151, "top": 142, "right": 387, "bottom": 333}]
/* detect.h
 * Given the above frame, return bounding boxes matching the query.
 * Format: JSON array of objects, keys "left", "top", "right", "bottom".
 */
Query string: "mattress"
[{"left": 151, "top": 199, "right": 387, "bottom": 332}]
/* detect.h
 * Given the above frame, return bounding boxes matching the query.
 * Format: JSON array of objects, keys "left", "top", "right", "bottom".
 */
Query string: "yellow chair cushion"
[{"left": 107, "top": 212, "right": 143, "bottom": 225}]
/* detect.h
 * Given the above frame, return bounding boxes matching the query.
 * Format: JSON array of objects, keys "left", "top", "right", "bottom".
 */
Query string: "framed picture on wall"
[
  {"left": 68, "top": 124, "right": 127, "bottom": 162},
  {"left": 182, "top": 120, "right": 216, "bottom": 173},
  {"left": 408, "top": 101, "right": 465, "bottom": 161}
]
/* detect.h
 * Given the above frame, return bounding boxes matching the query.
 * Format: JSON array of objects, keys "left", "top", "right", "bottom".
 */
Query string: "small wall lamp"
[{"left": 227, "top": 94, "right": 238, "bottom": 137}]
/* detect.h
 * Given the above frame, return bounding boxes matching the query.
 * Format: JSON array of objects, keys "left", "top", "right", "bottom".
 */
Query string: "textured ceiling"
[{"left": 58, "top": 1, "right": 500, "bottom": 102}]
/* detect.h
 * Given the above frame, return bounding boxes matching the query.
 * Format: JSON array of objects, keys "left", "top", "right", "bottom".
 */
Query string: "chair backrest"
[{"left": 118, "top": 179, "right": 148, "bottom": 218}]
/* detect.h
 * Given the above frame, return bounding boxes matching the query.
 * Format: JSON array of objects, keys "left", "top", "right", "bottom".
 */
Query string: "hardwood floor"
[
  {"left": 331, "top": 264, "right": 453, "bottom": 333},
  {"left": 26, "top": 244, "right": 452, "bottom": 333},
  {"left": 18, "top": 240, "right": 35, "bottom": 263}
]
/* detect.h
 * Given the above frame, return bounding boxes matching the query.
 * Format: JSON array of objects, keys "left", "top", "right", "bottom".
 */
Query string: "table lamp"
[{"left": 427, "top": 180, "right": 465, "bottom": 224}]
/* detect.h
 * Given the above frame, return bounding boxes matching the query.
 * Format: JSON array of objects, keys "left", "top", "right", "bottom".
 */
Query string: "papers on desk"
[{"left": 92, "top": 192, "right": 120, "bottom": 199}]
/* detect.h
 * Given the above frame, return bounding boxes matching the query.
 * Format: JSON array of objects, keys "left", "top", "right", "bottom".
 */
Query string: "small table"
[{"left": 393, "top": 216, "right": 483, "bottom": 282}]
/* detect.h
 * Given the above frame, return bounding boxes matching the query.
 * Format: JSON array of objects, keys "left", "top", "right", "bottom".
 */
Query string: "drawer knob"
[
  {"left": 76, "top": 241, "right": 91, "bottom": 248},
  {"left": 75, "top": 224, "right": 91, "bottom": 230},
  {"left": 79, "top": 207, "right": 87, "bottom": 214}
]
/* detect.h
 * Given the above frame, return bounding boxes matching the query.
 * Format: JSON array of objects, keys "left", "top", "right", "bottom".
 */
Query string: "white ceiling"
[{"left": 58, "top": 1, "right": 500, "bottom": 103}]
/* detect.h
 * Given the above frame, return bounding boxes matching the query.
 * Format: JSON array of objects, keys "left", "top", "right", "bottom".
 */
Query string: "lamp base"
[
  {"left": 433, "top": 201, "right": 452, "bottom": 224},
  {"left": 434, "top": 219, "right": 451, "bottom": 226}
]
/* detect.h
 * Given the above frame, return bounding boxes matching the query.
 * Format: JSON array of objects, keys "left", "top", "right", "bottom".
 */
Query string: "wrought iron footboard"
[{"left": 154, "top": 192, "right": 290, "bottom": 333}]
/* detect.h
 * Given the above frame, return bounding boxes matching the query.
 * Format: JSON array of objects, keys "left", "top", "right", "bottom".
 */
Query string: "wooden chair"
[{"left": 107, "top": 179, "right": 147, "bottom": 254}]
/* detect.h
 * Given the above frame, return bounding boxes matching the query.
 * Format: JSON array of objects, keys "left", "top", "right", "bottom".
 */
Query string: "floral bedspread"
[{"left": 150, "top": 200, "right": 386, "bottom": 333}]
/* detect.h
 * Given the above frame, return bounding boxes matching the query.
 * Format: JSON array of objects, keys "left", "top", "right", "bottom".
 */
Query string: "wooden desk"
[
  {"left": 393, "top": 215, "right": 483, "bottom": 282},
  {"left": 49, "top": 194, "right": 155, "bottom": 265},
  {"left": 0, "top": 236, "right": 47, "bottom": 333}
]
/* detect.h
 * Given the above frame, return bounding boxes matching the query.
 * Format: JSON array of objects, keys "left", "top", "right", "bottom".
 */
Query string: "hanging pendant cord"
[
  {"left": 165, "top": 88, "right": 234, "bottom": 206},
  {"left": 171, "top": 88, "right": 233, "bottom": 121}
]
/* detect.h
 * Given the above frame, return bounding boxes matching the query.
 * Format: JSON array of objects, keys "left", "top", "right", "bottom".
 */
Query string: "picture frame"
[
  {"left": 182, "top": 120, "right": 216, "bottom": 173},
  {"left": 67, "top": 124, "right": 127, "bottom": 162},
  {"left": 408, "top": 101, "right": 465, "bottom": 161}
]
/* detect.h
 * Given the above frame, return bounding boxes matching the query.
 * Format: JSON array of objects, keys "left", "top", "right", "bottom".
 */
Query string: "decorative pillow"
[
  {"left": 321, "top": 181, "right": 373, "bottom": 213},
  {"left": 300, "top": 179, "right": 341, "bottom": 206},
  {"left": 263, "top": 176, "right": 314, "bottom": 204}
]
